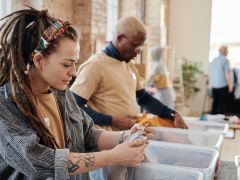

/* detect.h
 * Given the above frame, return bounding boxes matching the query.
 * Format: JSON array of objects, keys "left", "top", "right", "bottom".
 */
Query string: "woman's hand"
[
  {"left": 130, "top": 123, "right": 154, "bottom": 140},
  {"left": 109, "top": 139, "right": 147, "bottom": 167}
]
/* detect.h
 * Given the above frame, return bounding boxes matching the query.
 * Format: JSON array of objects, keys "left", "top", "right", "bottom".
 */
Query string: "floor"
[
  {"left": 216, "top": 161, "right": 237, "bottom": 180},
  {"left": 221, "top": 130, "right": 240, "bottom": 161},
  {"left": 215, "top": 129, "right": 240, "bottom": 180}
]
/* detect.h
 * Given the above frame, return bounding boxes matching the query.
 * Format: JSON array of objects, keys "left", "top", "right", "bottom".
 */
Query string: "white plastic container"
[
  {"left": 129, "top": 163, "right": 203, "bottom": 180},
  {"left": 205, "top": 114, "right": 225, "bottom": 123},
  {"left": 235, "top": 156, "right": 240, "bottom": 180},
  {"left": 145, "top": 141, "right": 219, "bottom": 180},
  {"left": 152, "top": 127, "right": 224, "bottom": 151},
  {"left": 184, "top": 117, "right": 229, "bottom": 135}
]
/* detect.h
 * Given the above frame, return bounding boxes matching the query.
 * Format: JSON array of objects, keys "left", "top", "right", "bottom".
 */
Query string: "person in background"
[
  {"left": 147, "top": 46, "right": 175, "bottom": 109},
  {"left": 232, "top": 67, "right": 240, "bottom": 114},
  {"left": 209, "top": 45, "right": 233, "bottom": 114},
  {"left": 71, "top": 16, "right": 188, "bottom": 132},
  {"left": 0, "top": 8, "right": 152, "bottom": 180}
]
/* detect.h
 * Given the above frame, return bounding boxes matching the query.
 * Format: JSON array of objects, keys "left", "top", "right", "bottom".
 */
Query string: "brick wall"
[
  {"left": 10, "top": 0, "right": 168, "bottom": 68},
  {"left": 43, "top": 0, "right": 73, "bottom": 21},
  {"left": 11, "top": 0, "right": 43, "bottom": 10},
  {"left": 11, "top": 0, "right": 108, "bottom": 63},
  {"left": 91, "top": 0, "right": 107, "bottom": 53},
  {"left": 72, "top": 0, "right": 93, "bottom": 62},
  {"left": 119, "top": 0, "right": 140, "bottom": 18},
  {"left": 145, "top": 0, "right": 161, "bottom": 48}
]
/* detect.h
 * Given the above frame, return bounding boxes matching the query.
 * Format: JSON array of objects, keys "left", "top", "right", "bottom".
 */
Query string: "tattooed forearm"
[
  {"left": 68, "top": 153, "right": 95, "bottom": 174},
  {"left": 68, "top": 160, "right": 80, "bottom": 173},
  {"left": 84, "top": 153, "right": 95, "bottom": 167}
]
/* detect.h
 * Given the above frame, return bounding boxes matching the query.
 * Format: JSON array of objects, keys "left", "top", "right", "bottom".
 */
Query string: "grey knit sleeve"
[{"left": 0, "top": 117, "right": 70, "bottom": 179}]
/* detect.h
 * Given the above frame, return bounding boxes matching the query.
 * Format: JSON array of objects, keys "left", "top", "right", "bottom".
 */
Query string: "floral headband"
[{"left": 34, "top": 19, "right": 70, "bottom": 53}]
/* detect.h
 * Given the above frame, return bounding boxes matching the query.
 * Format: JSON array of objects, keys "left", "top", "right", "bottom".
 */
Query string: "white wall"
[
  {"left": 168, "top": 0, "right": 212, "bottom": 73},
  {"left": 168, "top": 0, "right": 212, "bottom": 116},
  {"left": 0, "top": 1, "right": 11, "bottom": 19}
]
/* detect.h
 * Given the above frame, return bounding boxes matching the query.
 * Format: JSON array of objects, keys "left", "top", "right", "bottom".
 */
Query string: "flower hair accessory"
[{"left": 34, "top": 19, "right": 70, "bottom": 53}]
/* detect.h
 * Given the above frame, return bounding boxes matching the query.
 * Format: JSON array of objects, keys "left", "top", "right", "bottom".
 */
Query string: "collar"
[{"left": 102, "top": 42, "right": 124, "bottom": 61}]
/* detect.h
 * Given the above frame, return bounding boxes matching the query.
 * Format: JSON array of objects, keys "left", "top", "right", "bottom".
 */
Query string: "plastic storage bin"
[
  {"left": 145, "top": 141, "right": 219, "bottom": 180},
  {"left": 184, "top": 117, "right": 229, "bottom": 135},
  {"left": 152, "top": 127, "right": 224, "bottom": 151},
  {"left": 235, "top": 156, "right": 240, "bottom": 180},
  {"left": 129, "top": 163, "right": 203, "bottom": 180}
]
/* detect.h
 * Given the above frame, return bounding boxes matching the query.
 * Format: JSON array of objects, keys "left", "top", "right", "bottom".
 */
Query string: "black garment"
[
  {"left": 232, "top": 68, "right": 240, "bottom": 114},
  {"left": 211, "top": 86, "right": 229, "bottom": 114},
  {"left": 136, "top": 89, "right": 175, "bottom": 120},
  {"left": 233, "top": 99, "right": 240, "bottom": 115},
  {"left": 73, "top": 93, "right": 112, "bottom": 125},
  {"left": 233, "top": 68, "right": 238, "bottom": 85}
]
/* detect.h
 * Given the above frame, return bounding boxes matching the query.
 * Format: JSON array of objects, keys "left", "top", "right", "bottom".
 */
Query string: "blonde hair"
[
  {"left": 115, "top": 16, "right": 146, "bottom": 36},
  {"left": 219, "top": 45, "right": 228, "bottom": 55}
]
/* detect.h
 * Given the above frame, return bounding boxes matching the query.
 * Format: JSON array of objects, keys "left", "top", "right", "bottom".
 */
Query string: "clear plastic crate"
[
  {"left": 152, "top": 127, "right": 224, "bottom": 151},
  {"left": 235, "top": 156, "right": 240, "bottom": 180},
  {"left": 145, "top": 141, "right": 219, "bottom": 180},
  {"left": 184, "top": 117, "right": 229, "bottom": 135},
  {"left": 129, "top": 163, "right": 203, "bottom": 180}
]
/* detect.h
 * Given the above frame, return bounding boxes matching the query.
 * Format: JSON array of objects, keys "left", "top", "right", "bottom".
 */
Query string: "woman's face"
[{"left": 38, "top": 38, "right": 80, "bottom": 91}]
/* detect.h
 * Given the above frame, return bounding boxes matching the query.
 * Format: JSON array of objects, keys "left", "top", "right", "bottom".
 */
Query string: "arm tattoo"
[
  {"left": 68, "top": 160, "right": 80, "bottom": 173},
  {"left": 68, "top": 153, "right": 95, "bottom": 174}
]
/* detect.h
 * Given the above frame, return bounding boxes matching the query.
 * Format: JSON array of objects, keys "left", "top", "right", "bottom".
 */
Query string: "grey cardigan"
[{"left": 0, "top": 84, "right": 103, "bottom": 180}]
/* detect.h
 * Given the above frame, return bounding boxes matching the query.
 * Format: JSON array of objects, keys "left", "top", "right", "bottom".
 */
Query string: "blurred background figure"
[
  {"left": 209, "top": 45, "right": 233, "bottom": 115},
  {"left": 148, "top": 46, "right": 175, "bottom": 109},
  {"left": 232, "top": 67, "right": 240, "bottom": 114}
]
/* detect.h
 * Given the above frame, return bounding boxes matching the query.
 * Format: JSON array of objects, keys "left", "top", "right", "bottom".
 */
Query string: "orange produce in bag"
[{"left": 137, "top": 113, "right": 175, "bottom": 128}]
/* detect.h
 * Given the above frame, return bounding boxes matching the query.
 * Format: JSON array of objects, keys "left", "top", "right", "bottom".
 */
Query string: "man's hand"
[
  {"left": 147, "top": 86, "right": 157, "bottom": 95},
  {"left": 173, "top": 112, "right": 188, "bottom": 129},
  {"left": 228, "top": 85, "right": 233, "bottom": 93},
  {"left": 112, "top": 115, "right": 138, "bottom": 130}
]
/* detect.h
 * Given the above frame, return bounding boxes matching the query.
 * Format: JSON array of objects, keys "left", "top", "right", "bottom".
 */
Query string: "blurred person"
[
  {"left": 232, "top": 67, "right": 240, "bottom": 114},
  {"left": 148, "top": 46, "right": 175, "bottom": 109},
  {"left": 209, "top": 45, "right": 233, "bottom": 114}
]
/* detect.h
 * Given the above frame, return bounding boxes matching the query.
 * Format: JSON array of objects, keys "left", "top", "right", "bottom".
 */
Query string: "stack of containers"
[
  {"left": 184, "top": 116, "right": 229, "bottom": 174},
  {"left": 184, "top": 117, "right": 229, "bottom": 135},
  {"left": 235, "top": 156, "right": 240, "bottom": 180},
  {"left": 151, "top": 126, "right": 224, "bottom": 176},
  {"left": 133, "top": 116, "right": 228, "bottom": 180},
  {"left": 152, "top": 127, "right": 224, "bottom": 152},
  {"left": 145, "top": 141, "right": 219, "bottom": 180}
]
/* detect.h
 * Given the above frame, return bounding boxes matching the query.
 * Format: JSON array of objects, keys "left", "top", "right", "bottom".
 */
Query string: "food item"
[
  {"left": 137, "top": 113, "right": 192, "bottom": 144},
  {"left": 137, "top": 113, "right": 175, "bottom": 128},
  {"left": 127, "top": 125, "right": 148, "bottom": 143}
]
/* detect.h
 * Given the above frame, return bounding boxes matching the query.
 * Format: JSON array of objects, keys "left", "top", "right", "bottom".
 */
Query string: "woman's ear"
[{"left": 32, "top": 53, "right": 45, "bottom": 70}]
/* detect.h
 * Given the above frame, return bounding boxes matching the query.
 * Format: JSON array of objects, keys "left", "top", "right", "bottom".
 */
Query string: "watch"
[{"left": 170, "top": 112, "right": 176, "bottom": 120}]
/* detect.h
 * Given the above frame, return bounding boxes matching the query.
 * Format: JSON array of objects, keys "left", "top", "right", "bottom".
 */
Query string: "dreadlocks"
[{"left": 0, "top": 7, "right": 78, "bottom": 148}]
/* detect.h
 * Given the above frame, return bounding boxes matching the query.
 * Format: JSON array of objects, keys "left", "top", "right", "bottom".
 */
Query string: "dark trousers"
[{"left": 211, "top": 87, "right": 229, "bottom": 114}]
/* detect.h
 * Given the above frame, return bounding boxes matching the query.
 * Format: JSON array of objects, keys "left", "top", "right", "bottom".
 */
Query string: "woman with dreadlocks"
[{"left": 0, "top": 7, "right": 152, "bottom": 179}]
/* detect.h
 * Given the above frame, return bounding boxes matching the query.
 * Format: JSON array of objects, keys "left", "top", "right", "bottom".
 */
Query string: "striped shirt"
[{"left": 0, "top": 83, "right": 103, "bottom": 180}]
